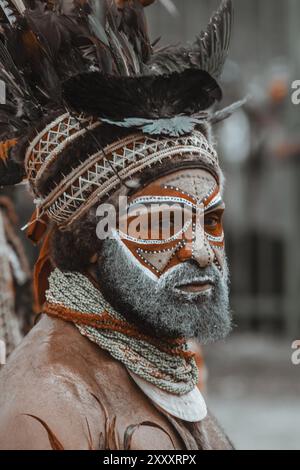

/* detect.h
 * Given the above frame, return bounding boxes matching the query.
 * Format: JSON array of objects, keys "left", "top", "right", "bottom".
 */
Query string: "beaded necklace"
[{"left": 44, "top": 269, "right": 199, "bottom": 396}]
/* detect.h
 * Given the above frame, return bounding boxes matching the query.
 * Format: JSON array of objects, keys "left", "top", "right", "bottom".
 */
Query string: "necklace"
[{"left": 44, "top": 269, "right": 199, "bottom": 396}]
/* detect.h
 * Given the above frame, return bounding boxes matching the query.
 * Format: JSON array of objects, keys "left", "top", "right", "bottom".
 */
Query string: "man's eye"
[
  {"left": 205, "top": 216, "right": 218, "bottom": 228},
  {"left": 204, "top": 212, "right": 222, "bottom": 229}
]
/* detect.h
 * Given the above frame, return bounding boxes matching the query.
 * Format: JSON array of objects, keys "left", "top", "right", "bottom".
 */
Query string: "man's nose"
[
  {"left": 177, "top": 230, "right": 214, "bottom": 268},
  {"left": 192, "top": 235, "right": 214, "bottom": 268}
]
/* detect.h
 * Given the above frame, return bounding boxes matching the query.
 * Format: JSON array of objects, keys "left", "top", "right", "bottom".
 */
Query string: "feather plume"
[
  {"left": 101, "top": 115, "right": 209, "bottom": 137},
  {"left": 0, "top": 156, "right": 24, "bottom": 185},
  {"left": 11, "top": 0, "right": 25, "bottom": 14},
  {"left": 158, "top": 0, "right": 178, "bottom": 17},
  {"left": 0, "top": 0, "right": 19, "bottom": 25},
  {"left": 23, "top": 414, "right": 65, "bottom": 450},
  {"left": 103, "top": 0, "right": 152, "bottom": 75},
  {"left": 63, "top": 69, "right": 222, "bottom": 120},
  {"left": 146, "top": 0, "right": 233, "bottom": 79},
  {"left": 124, "top": 421, "right": 176, "bottom": 450},
  {"left": 88, "top": 0, "right": 110, "bottom": 47},
  {"left": 210, "top": 97, "right": 249, "bottom": 124},
  {"left": 0, "top": 0, "right": 234, "bottom": 189}
]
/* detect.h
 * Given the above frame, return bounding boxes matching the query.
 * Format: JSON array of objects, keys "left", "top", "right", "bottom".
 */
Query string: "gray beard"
[{"left": 97, "top": 239, "right": 232, "bottom": 344}]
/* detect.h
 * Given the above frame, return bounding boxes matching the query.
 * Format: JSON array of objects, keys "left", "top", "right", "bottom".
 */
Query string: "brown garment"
[{"left": 0, "top": 315, "right": 233, "bottom": 450}]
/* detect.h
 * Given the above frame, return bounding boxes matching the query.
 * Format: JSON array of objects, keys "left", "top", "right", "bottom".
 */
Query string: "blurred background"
[
  {"left": 147, "top": 0, "right": 300, "bottom": 450},
  {"left": 0, "top": 0, "right": 300, "bottom": 450}
]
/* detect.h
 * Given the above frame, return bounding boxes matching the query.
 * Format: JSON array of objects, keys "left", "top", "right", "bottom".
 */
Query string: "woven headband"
[{"left": 25, "top": 113, "right": 219, "bottom": 229}]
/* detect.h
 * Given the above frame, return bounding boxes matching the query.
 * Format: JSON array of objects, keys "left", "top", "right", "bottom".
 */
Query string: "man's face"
[{"left": 97, "top": 168, "right": 232, "bottom": 343}]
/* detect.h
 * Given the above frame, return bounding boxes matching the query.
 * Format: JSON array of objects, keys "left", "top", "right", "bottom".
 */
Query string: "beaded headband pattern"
[
  {"left": 25, "top": 113, "right": 101, "bottom": 196},
  {"left": 25, "top": 118, "right": 219, "bottom": 229}
]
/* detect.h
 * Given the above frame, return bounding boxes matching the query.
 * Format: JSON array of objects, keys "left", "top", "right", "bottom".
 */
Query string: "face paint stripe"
[
  {"left": 111, "top": 229, "right": 160, "bottom": 280},
  {"left": 128, "top": 196, "right": 197, "bottom": 210},
  {"left": 118, "top": 220, "right": 192, "bottom": 245},
  {"left": 206, "top": 233, "right": 224, "bottom": 243},
  {"left": 205, "top": 195, "right": 223, "bottom": 212}
]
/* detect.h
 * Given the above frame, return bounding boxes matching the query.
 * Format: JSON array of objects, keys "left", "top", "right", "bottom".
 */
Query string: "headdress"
[{"left": 0, "top": 0, "right": 236, "bottom": 231}]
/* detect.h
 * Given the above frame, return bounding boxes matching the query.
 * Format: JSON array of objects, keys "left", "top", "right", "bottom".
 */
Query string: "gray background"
[{"left": 147, "top": 0, "right": 300, "bottom": 450}]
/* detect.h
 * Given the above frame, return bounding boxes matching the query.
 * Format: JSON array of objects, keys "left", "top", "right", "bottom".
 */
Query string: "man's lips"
[{"left": 175, "top": 281, "right": 214, "bottom": 293}]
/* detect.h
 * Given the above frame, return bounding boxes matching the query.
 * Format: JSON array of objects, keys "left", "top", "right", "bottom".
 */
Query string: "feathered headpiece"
[{"left": 0, "top": 0, "right": 235, "bottom": 230}]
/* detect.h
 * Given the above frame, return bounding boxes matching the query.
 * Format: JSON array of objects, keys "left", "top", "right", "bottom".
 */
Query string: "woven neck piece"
[{"left": 44, "top": 269, "right": 198, "bottom": 396}]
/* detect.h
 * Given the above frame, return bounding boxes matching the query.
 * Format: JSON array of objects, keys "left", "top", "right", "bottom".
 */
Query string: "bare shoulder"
[
  {"left": 0, "top": 315, "right": 107, "bottom": 450},
  {"left": 0, "top": 315, "right": 186, "bottom": 450}
]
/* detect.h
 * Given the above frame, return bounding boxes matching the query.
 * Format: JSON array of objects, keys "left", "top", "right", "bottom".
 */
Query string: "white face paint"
[
  {"left": 111, "top": 229, "right": 160, "bottom": 281},
  {"left": 97, "top": 169, "right": 231, "bottom": 343},
  {"left": 117, "top": 169, "right": 225, "bottom": 279}
]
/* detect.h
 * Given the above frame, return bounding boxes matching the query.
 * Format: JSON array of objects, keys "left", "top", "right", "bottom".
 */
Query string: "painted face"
[
  {"left": 97, "top": 168, "right": 231, "bottom": 342},
  {"left": 117, "top": 169, "right": 225, "bottom": 279}
]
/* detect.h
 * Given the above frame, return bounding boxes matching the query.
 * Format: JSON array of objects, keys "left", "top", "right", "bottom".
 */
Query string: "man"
[{"left": 0, "top": 0, "right": 237, "bottom": 449}]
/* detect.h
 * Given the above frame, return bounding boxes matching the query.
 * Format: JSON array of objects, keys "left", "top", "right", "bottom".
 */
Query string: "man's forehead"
[{"left": 131, "top": 168, "right": 219, "bottom": 202}]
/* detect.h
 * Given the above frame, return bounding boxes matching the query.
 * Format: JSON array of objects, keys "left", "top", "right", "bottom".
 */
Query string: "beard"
[{"left": 96, "top": 238, "right": 232, "bottom": 344}]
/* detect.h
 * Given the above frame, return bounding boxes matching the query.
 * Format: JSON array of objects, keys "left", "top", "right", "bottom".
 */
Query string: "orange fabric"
[
  {"left": 26, "top": 210, "right": 53, "bottom": 312},
  {"left": 26, "top": 210, "right": 49, "bottom": 244},
  {"left": 44, "top": 302, "right": 195, "bottom": 360},
  {"left": 33, "top": 232, "right": 54, "bottom": 313},
  {"left": 0, "top": 139, "right": 17, "bottom": 162}
]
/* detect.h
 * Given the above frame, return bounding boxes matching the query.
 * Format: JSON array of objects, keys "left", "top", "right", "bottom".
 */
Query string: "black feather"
[
  {"left": 62, "top": 68, "right": 222, "bottom": 120},
  {"left": 0, "top": 159, "right": 24, "bottom": 185},
  {"left": 0, "top": 0, "right": 233, "bottom": 191},
  {"left": 146, "top": 0, "right": 233, "bottom": 79}
]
